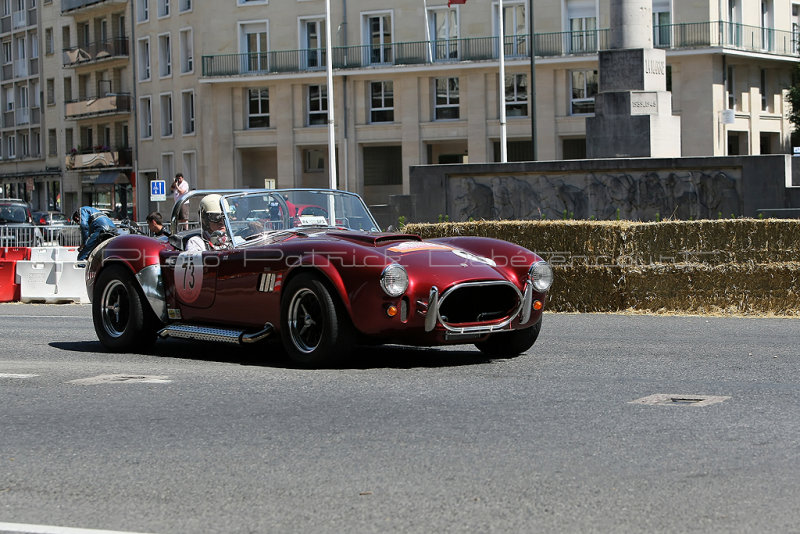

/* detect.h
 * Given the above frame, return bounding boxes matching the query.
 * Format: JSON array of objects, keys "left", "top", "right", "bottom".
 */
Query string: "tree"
[{"left": 787, "top": 64, "right": 800, "bottom": 133}]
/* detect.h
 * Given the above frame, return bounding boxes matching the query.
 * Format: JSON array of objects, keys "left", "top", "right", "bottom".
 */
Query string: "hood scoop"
[{"left": 326, "top": 232, "right": 422, "bottom": 247}]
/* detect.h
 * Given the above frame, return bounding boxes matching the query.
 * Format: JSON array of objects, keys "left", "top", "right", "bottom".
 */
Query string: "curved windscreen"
[{"left": 219, "top": 189, "right": 380, "bottom": 245}]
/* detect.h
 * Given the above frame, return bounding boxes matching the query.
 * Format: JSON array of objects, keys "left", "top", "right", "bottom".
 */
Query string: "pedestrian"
[
  {"left": 145, "top": 211, "right": 170, "bottom": 237},
  {"left": 72, "top": 206, "right": 116, "bottom": 261},
  {"left": 171, "top": 172, "right": 190, "bottom": 231}
]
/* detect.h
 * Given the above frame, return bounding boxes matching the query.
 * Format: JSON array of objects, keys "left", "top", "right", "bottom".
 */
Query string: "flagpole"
[
  {"left": 325, "top": 0, "right": 337, "bottom": 221},
  {"left": 424, "top": 0, "right": 433, "bottom": 62},
  {"left": 498, "top": 0, "right": 508, "bottom": 163}
]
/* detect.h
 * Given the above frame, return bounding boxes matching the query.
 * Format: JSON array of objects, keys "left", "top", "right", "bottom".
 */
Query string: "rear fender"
[{"left": 90, "top": 236, "right": 167, "bottom": 322}]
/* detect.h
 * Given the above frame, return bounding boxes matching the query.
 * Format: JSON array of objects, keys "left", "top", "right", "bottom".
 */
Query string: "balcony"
[
  {"left": 65, "top": 93, "right": 131, "bottom": 119},
  {"left": 65, "top": 147, "right": 132, "bottom": 170},
  {"left": 63, "top": 38, "right": 130, "bottom": 67},
  {"left": 61, "top": 0, "right": 128, "bottom": 14},
  {"left": 202, "top": 20, "right": 799, "bottom": 78}
]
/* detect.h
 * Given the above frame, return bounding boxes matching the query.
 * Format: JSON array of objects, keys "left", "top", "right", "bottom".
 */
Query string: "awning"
[{"left": 83, "top": 171, "right": 130, "bottom": 185}]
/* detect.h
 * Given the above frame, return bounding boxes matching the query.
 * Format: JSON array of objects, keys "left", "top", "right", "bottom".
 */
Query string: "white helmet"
[{"left": 200, "top": 194, "right": 224, "bottom": 234}]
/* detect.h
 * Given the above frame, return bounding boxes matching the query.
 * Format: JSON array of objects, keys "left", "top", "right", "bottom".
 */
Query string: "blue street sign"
[{"left": 150, "top": 179, "right": 167, "bottom": 201}]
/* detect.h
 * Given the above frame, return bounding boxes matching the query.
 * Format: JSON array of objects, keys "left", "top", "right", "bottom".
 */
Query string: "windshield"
[
  {"left": 0, "top": 205, "right": 28, "bottom": 224},
  {"left": 219, "top": 189, "right": 380, "bottom": 245}
]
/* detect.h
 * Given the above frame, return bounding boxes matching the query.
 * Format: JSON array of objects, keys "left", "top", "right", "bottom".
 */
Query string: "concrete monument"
[{"left": 586, "top": 0, "right": 681, "bottom": 158}]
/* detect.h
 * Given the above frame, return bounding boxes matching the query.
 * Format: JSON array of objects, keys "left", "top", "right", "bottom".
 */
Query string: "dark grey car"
[{"left": 0, "top": 200, "right": 43, "bottom": 247}]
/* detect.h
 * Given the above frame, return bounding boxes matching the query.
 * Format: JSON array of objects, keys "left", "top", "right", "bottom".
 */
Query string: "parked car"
[
  {"left": 85, "top": 189, "right": 553, "bottom": 366},
  {"left": 0, "top": 199, "right": 43, "bottom": 247},
  {"left": 31, "top": 210, "right": 81, "bottom": 246}
]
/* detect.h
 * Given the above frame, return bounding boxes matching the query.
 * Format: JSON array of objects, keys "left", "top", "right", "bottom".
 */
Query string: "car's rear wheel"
[
  {"left": 92, "top": 265, "right": 158, "bottom": 352},
  {"left": 474, "top": 317, "right": 542, "bottom": 358},
  {"left": 280, "top": 273, "right": 353, "bottom": 366}
]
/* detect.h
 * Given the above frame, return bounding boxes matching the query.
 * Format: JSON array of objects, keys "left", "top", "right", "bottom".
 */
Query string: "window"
[
  {"left": 138, "top": 38, "right": 150, "bottom": 80},
  {"left": 158, "top": 34, "right": 171, "bottom": 77},
  {"left": 2, "top": 42, "right": 11, "bottom": 64},
  {"left": 365, "top": 13, "right": 392, "bottom": 64},
  {"left": 497, "top": 2, "right": 527, "bottom": 57},
  {"left": 303, "top": 148, "right": 325, "bottom": 172},
  {"left": 140, "top": 96, "right": 152, "bottom": 138},
  {"left": 363, "top": 146, "right": 402, "bottom": 185},
  {"left": 179, "top": 0, "right": 191, "bottom": 12},
  {"left": 46, "top": 78, "right": 54, "bottom": 105},
  {"left": 181, "top": 90, "right": 194, "bottom": 134},
  {"left": 179, "top": 28, "right": 193, "bottom": 73},
  {"left": 307, "top": 84, "right": 327, "bottom": 126},
  {"left": 653, "top": 0, "right": 671, "bottom": 47},
  {"left": 505, "top": 73, "right": 528, "bottom": 116},
  {"left": 7, "top": 136, "right": 15, "bottom": 159},
  {"left": 726, "top": 65, "right": 736, "bottom": 110},
  {"left": 434, "top": 77, "right": 459, "bottom": 120},
  {"left": 45, "top": 28, "right": 53, "bottom": 55},
  {"left": 5, "top": 86, "right": 13, "bottom": 111},
  {"left": 248, "top": 88, "right": 269, "bottom": 128},
  {"left": 157, "top": 0, "right": 169, "bottom": 18},
  {"left": 161, "top": 153, "right": 174, "bottom": 181},
  {"left": 240, "top": 21, "right": 268, "bottom": 72},
  {"left": 428, "top": 7, "right": 459, "bottom": 60},
  {"left": 48, "top": 128, "right": 56, "bottom": 156},
  {"left": 238, "top": 0, "right": 267, "bottom": 5},
  {"left": 761, "top": 68, "right": 769, "bottom": 112},
  {"left": 570, "top": 70, "right": 597, "bottom": 114},
  {"left": 761, "top": 0, "right": 773, "bottom": 50},
  {"left": 20, "top": 132, "right": 28, "bottom": 158},
  {"left": 65, "top": 128, "right": 73, "bottom": 154},
  {"left": 137, "top": 0, "right": 149, "bottom": 22},
  {"left": 370, "top": 81, "right": 394, "bottom": 123},
  {"left": 300, "top": 18, "right": 325, "bottom": 69},
  {"left": 160, "top": 93, "right": 173, "bottom": 137},
  {"left": 567, "top": 0, "right": 597, "bottom": 53}
]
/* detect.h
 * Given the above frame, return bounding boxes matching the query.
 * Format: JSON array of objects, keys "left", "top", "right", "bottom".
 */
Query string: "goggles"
[{"left": 206, "top": 212, "right": 225, "bottom": 224}]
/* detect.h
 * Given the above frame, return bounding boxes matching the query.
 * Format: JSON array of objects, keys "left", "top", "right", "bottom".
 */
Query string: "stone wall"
[{"left": 390, "top": 155, "right": 800, "bottom": 226}]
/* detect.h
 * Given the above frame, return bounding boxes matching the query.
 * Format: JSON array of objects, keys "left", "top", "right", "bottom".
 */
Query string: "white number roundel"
[{"left": 175, "top": 252, "right": 203, "bottom": 304}]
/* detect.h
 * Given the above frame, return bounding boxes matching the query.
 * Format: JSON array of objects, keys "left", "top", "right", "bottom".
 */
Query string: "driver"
[{"left": 186, "top": 194, "right": 229, "bottom": 251}]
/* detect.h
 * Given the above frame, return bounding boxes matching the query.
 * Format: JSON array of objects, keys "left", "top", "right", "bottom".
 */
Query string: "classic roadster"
[{"left": 85, "top": 189, "right": 553, "bottom": 365}]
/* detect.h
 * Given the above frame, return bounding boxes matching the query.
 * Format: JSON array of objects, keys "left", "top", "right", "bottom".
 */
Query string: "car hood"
[{"left": 305, "top": 231, "right": 517, "bottom": 284}]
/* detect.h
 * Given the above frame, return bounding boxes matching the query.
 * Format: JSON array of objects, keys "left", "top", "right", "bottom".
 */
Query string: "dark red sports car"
[{"left": 85, "top": 189, "right": 553, "bottom": 365}]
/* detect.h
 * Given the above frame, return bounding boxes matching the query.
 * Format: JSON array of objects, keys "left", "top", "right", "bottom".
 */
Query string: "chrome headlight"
[
  {"left": 529, "top": 261, "right": 553, "bottom": 292},
  {"left": 380, "top": 263, "right": 409, "bottom": 297}
]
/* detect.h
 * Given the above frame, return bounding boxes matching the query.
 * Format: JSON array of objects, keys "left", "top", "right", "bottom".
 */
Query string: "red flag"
[{"left": 448, "top": 0, "right": 467, "bottom": 6}]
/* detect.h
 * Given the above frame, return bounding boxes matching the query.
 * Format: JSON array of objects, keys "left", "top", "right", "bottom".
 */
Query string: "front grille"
[{"left": 438, "top": 281, "right": 521, "bottom": 326}]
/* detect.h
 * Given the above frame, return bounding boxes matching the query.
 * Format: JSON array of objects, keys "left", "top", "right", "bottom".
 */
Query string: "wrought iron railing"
[{"left": 203, "top": 21, "right": 798, "bottom": 78}]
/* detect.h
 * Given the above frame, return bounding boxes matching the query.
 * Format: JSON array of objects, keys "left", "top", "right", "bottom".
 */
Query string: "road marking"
[
  {"left": 630, "top": 393, "right": 731, "bottom": 406},
  {"left": 0, "top": 522, "right": 156, "bottom": 534},
  {"left": 68, "top": 374, "right": 172, "bottom": 385},
  {"left": 0, "top": 373, "right": 38, "bottom": 379},
  {"left": 0, "top": 315, "right": 85, "bottom": 319}
]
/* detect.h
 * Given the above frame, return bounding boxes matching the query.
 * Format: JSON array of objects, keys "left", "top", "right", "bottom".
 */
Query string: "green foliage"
[
  {"left": 397, "top": 215, "right": 406, "bottom": 229},
  {"left": 787, "top": 64, "right": 800, "bottom": 132}
]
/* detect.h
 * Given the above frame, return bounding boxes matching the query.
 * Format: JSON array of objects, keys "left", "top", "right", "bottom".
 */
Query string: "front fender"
[{"left": 285, "top": 254, "right": 352, "bottom": 317}]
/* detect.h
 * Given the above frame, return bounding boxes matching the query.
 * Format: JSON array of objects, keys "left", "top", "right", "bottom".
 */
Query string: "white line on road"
[
  {"left": 0, "top": 373, "right": 38, "bottom": 379},
  {"left": 0, "top": 522, "right": 156, "bottom": 534},
  {"left": 0, "top": 316, "right": 84, "bottom": 319}
]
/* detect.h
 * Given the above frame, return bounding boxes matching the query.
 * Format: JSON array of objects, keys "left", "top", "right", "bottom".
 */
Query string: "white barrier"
[
  {"left": 29, "top": 246, "right": 80, "bottom": 262},
  {"left": 15, "top": 260, "right": 89, "bottom": 304}
]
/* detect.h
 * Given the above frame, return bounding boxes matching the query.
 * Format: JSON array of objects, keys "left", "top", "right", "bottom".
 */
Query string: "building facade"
[{"left": 1, "top": 0, "right": 798, "bottom": 218}]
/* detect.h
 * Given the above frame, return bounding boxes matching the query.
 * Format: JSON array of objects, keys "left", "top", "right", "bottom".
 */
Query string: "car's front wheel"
[
  {"left": 474, "top": 317, "right": 542, "bottom": 358},
  {"left": 92, "top": 265, "right": 158, "bottom": 352},
  {"left": 280, "top": 273, "right": 353, "bottom": 366}
]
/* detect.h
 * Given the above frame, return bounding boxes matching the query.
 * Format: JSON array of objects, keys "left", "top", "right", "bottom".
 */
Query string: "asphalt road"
[{"left": 0, "top": 303, "right": 798, "bottom": 534}]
